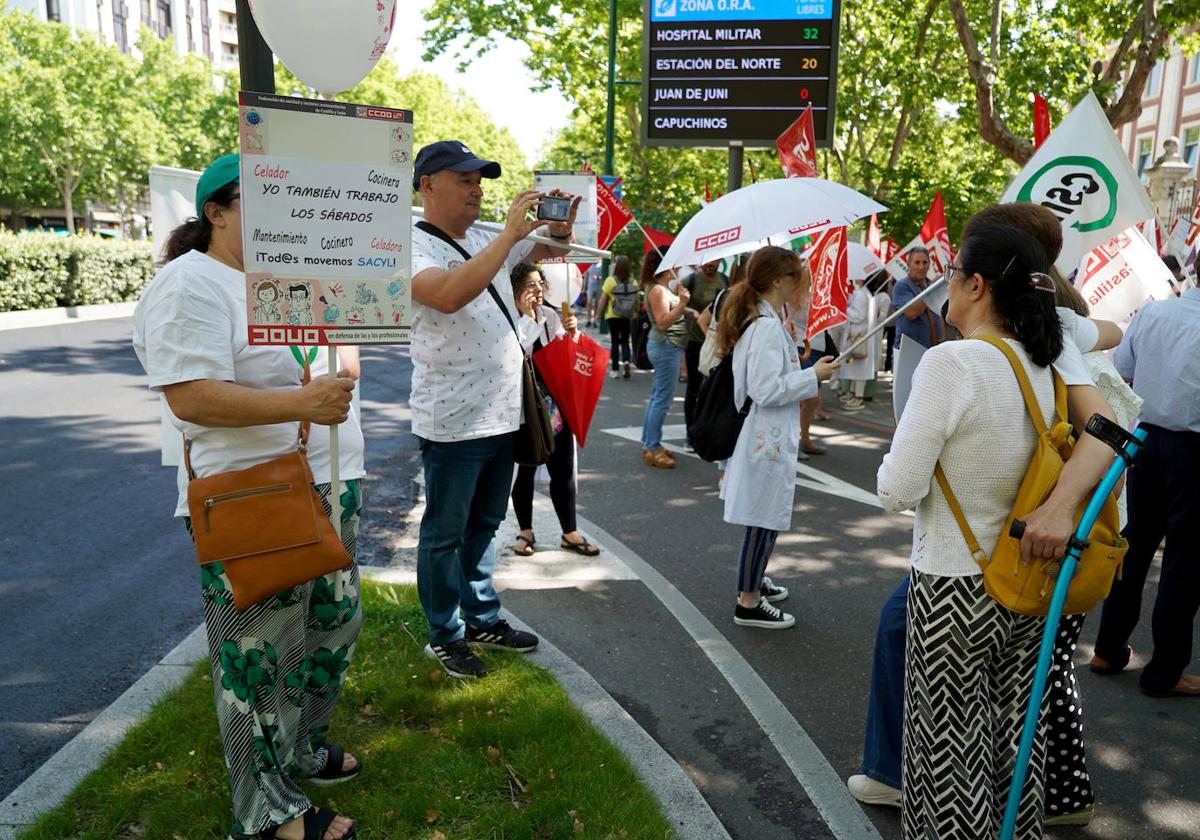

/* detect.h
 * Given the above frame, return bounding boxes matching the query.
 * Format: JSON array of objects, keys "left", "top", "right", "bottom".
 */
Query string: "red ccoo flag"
[
  {"left": 867, "top": 214, "right": 881, "bottom": 259},
  {"left": 594, "top": 175, "right": 634, "bottom": 250},
  {"left": 919, "top": 191, "right": 953, "bottom": 273},
  {"left": 805, "top": 226, "right": 850, "bottom": 340},
  {"left": 1033, "top": 94, "right": 1051, "bottom": 150},
  {"left": 642, "top": 226, "right": 676, "bottom": 256},
  {"left": 884, "top": 237, "right": 899, "bottom": 264},
  {"left": 1186, "top": 189, "right": 1200, "bottom": 247},
  {"left": 776, "top": 105, "right": 820, "bottom": 178}
]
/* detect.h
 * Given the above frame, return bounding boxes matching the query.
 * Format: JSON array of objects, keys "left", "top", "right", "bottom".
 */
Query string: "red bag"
[{"left": 532, "top": 331, "right": 611, "bottom": 448}]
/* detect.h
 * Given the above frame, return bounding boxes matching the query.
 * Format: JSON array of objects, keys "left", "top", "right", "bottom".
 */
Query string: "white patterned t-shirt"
[{"left": 409, "top": 225, "right": 534, "bottom": 442}]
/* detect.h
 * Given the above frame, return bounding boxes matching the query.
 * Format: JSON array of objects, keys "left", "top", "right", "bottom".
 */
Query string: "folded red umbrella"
[{"left": 532, "top": 331, "right": 610, "bottom": 448}]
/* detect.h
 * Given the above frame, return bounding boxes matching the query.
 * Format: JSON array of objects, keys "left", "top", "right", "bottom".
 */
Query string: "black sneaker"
[
  {"left": 425, "top": 640, "right": 488, "bottom": 679},
  {"left": 760, "top": 576, "right": 789, "bottom": 603},
  {"left": 734, "top": 597, "right": 796, "bottom": 629},
  {"left": 465, "top": 619, "right": 539, "bottom": 652}
]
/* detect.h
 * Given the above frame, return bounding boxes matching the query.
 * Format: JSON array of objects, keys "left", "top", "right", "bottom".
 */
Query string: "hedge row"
[{"left": 0, "top": 231, "right": 156, "bottom": 312}]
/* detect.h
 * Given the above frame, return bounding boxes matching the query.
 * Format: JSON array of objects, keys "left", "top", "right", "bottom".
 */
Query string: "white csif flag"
[{"left": 1001, "top": 92, "right": 1156, "bottom": 277}]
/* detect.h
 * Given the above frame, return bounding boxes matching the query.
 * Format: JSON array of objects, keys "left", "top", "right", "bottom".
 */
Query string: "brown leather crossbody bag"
[{"left": 184, "top": 362, "right": 350, "bottom": 609}]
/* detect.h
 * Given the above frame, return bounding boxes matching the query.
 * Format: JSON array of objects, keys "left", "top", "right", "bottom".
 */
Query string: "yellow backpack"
[{"left": 934, "top": 335, "right": 1126, "bottom": 617}]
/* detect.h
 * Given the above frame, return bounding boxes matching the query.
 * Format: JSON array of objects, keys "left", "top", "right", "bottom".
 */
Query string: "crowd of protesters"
[{"left": 132, "top": 134, "right": 1198, "bottom": 840}]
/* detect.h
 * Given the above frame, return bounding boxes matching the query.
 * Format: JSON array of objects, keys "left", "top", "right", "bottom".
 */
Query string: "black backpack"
[{"left": 688, "top": 317, "right": 760, "bottom": 462}]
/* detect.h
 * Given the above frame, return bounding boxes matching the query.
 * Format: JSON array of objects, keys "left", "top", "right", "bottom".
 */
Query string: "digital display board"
[{"left": 642, "top": 0, "right": 840, "bottom": 149}]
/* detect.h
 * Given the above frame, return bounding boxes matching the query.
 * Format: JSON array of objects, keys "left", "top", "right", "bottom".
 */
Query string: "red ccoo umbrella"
[{"left": 532, "top": 330, "right": 610, "bottom": 448}]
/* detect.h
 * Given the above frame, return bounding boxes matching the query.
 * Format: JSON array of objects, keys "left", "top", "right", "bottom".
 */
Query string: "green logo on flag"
[{"left": 1015, "top": 155, "right": 1119, "bottom": 233}]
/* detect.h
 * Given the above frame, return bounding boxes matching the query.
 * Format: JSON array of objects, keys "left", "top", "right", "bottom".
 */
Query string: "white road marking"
[
  {"left": 601, "top": 424, "right": 910, "bottom": 515},
  {"left": 570, "top": 511, "right": 884, "bottom": 840}
]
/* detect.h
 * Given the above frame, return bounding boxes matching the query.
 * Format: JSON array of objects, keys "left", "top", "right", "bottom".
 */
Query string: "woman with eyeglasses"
[
  {"left": 508, "top": 262, "right": 599, "bottom": 558},
  {"left": 877, "top": 224, "right": 1065, "bottom": 839},
  {"left": 132, "top": 155, "right": 362, "bottom": 840}
]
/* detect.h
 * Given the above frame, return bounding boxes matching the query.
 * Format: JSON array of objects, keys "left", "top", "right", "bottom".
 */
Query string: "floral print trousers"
[{"left": 191, "top": 481, "right": 364, "bottom": 838}]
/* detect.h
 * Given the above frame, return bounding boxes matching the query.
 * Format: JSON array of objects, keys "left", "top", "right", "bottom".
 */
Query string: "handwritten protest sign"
[{"left": 239, "top": 92, "right": 413, "bottom": 345}]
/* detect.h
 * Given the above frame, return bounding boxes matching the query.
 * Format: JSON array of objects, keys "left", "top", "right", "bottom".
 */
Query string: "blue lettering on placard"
[
  {"left": 357, "top": 257, "right": 398, "bottom": 268},
  {"left": 652, "top": 0, "right": 832, "bottom": 22}
]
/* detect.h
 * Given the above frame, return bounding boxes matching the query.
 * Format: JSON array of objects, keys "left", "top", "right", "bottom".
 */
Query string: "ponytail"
[
  {"left": 160, "top": 180, "right": 240, "bottom": 265},
  {"left": 715, "top": 246, "right": 802, "bottom": 357},
  {"left": 959, "top": 224, "right": 1063, "bottom": 367}
]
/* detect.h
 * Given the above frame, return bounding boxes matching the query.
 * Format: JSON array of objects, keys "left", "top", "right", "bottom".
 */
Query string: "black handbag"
[
  {"left": 632, "top": 312, "right": 654, "bottom": 370},
  {"left": 415, "top": 221, "right": 555, "bottom": 466}
]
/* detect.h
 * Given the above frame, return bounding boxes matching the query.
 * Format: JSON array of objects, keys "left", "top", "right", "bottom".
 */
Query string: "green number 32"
[{"left": 803, "top": 27, "right": 819, "bottom": 39}]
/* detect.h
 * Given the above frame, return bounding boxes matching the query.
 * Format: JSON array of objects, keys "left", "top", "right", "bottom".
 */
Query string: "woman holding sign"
[{"left": 132, "top": 155, "right": 362, "bottom": 840}]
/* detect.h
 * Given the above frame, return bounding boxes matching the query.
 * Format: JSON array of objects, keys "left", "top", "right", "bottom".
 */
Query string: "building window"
[
  {"left": 1190, "top": 55, "right": 1200, "bottom": 86},
  {"left": 45, "top": 0, "right": 61, "bottom": 21},
  {"left": 141, "top": 0, "right": 151, "bottom": 26},
  {"left": 1145, "top": 59, "right": 1163, "bottom": 97},
  {"left": 201, "top": 0, "right": 211, "bottom": 58},
  {"left": 112, "top": 0, "right": 129, "bottom": 52},
  {"left": 1184, "top": 127, "right": 1200, "bottom": 174},
  {"left": 157, "top": 0, "right": 171, "bottom": 37},
  {"left": 1137, "top": 136, "right": 1154, "bottom": 178}
]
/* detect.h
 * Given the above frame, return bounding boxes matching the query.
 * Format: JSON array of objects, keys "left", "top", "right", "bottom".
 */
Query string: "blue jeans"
[
  {"left": 641, "top": 336, "right": 682, "bottom": 451},
  {"left": 860, "top": 575, "right": 908, "bottom": 790},
  {"left": 416, "top": 432, "right": 515, "bottom": 644}
]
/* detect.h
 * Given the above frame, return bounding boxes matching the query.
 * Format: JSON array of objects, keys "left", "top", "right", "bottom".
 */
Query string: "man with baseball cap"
[{"left": 410, "top": 139, "right": 580, "bottom": 679}]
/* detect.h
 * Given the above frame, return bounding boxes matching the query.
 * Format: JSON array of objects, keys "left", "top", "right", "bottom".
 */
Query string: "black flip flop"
[
  {"left": 560, "top": 537, "right": 600, "bottom": 557},
  {"left": 513, "top": 534, "right": 536, "bottom": 556},
  {"left": 249, "top": 807, "right": 356, "bottom": 839},
  {"left": 307, "top": 744, "right": 361, "bottom": 786}
]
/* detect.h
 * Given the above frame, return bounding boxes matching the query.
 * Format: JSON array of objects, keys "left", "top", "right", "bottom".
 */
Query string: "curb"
[
  {"left": 0, "top": 623, "right": 208, "bottom": 839},
  {"left": 0, "top": 302, "right": 138, "bottom": 332},
  {"left": 363, "top": 567, "right": 730, "bottom": 840},
  {"left": 1, "top": 580, "right": 728, "bottom": 840}
]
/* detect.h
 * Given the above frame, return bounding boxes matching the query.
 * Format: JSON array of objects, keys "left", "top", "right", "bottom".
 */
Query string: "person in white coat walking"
[
  {"left": 717, "top": 246, "right": 839, "bottom": 629},
  {"left": 840, "top": 275, "right": 877, "bottom": 411}
]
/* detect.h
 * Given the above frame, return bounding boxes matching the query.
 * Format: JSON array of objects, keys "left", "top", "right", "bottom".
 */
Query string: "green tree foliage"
[
  {"left": 274, "top": 60, "right": 530, "bottom": 220},
  {"left": 421, "top": 0, "right": 1196, "bottom": 246}
]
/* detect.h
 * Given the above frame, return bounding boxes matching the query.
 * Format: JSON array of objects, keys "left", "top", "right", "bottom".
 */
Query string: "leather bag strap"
[
  {"left": 934, "top": 462, "right": 987, "bottom": 565},
  {"left": 183, "top": 352, "right": 311, "bottom": 480},
  {"left": 972, "top": 334, "right": 1049, "bottom": 436}
]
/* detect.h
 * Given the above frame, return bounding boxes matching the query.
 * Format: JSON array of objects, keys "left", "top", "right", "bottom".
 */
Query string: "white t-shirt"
[
  {"left": 303, "top": 347, "right": 366, "bottom": 483},
  {"left": 409, "top": 225, "right": 534, "bottom": 442},
  {"left": 1053, "top": 307, "right": 1100, "bottom": 386},
  {"left": 132, "top": 250, "right": 303, "bottom": 516}
]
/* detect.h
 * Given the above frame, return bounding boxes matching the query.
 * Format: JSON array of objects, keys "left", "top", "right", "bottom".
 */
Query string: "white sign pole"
[{"left": 327, "top": 344, "right": 343, "bottom": 602}]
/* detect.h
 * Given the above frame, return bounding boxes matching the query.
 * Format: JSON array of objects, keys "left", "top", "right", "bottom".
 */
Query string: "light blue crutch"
[{"left": 999, "top": 416, "right": 1148, "bottom": 840}]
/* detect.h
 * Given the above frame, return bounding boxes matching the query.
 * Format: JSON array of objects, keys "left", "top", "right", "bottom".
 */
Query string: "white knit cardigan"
[{"left": 878, "top": 338, "right": 1056, "bottom": 577}]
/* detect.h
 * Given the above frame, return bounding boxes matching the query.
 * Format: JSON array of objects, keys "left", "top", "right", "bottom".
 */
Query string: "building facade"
[
  {"left": 10, "top": 0, "right": 240, "bottom": 71},
  {"left": 1114, "top": 40, "right": 1199, "bottom": 235}
]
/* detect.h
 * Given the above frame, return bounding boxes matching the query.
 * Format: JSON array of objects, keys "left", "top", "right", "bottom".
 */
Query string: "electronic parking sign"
[{"left": 642, "top": 0, "right": 840, "bottom": 149}]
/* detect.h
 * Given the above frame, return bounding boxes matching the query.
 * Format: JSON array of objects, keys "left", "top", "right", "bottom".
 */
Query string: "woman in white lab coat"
[
  {"left": 839, "top": 276, "right": 878, "bottom": 410},
  {"left": 718, "top": 246, "right": 839, "bottom": 629}
]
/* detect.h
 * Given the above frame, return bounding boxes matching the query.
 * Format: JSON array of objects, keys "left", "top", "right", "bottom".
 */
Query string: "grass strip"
[{"left": 20, "top": 582, "right": 677, "bottom": 839}]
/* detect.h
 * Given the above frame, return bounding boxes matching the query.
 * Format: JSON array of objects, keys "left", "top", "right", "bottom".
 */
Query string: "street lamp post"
[{"left": 235, "top": 0, "right": 274, "bottom": 94}]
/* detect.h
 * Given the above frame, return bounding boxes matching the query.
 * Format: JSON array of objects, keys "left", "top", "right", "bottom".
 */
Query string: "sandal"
[
  {"left": 561, "top": 537, "right": 600, "bottom": 556},
  {"left": 814, "top": 411, "right": 832, "bottom": 421},
  {"left": 513, "top": 533, "right": 536, "bottom": 556},
  {"left": 1089, "top": 645, "right": 1132, "bottom": 675},
  {"left": 249, "top": 806, "right": 356, "bottom": 839},
  {"left": 801, "top": 442, "right": 827, "bottom": 455},
  {"left": 307, "top": 744, "right": 362, "bottom": 786}
]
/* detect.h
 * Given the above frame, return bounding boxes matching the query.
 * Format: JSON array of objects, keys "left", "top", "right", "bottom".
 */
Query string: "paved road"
[
  {"left": 0, "top": 318, "right": 416, "bottom": 800},
  {"left": 3, "top": 318, "right": 1198, "bottom": 839}
]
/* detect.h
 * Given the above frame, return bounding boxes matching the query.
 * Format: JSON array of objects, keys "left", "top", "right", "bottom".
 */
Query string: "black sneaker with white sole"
[
  {"left": 760, "top": 576, "right": 789, "bottom": 603},
  {"left": 465, "top": 619, "right": 539, "bottom": 652},
  {"left": 734, "top": 597, "right": 796, "bottom": 629},
  {"left": 425, "top": 640, "right": 488, "bottom": 679}
]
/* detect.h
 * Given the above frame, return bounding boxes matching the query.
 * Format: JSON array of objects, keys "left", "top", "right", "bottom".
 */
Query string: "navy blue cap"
[{"left": 412, "top": 140, "right": 502, "bottom": 189}]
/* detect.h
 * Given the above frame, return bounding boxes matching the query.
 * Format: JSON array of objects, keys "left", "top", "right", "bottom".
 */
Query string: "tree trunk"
[{"left": 61, "top": 176, "right": 75, "bottom": 236}]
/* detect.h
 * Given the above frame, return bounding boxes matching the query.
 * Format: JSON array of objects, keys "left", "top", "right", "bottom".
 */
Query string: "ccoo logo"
[
  {"left": 1015, "top": 155, "right": 1118, "bottom": 233},
  {"left": 695, "top": 226, "right": 741, "bottom": 250}
]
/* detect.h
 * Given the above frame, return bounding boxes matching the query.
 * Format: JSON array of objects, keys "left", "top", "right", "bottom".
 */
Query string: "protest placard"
[
  {"left": 1075, "top": 226, "right": 1175, "bottom": 325},
  {"left": 239, "top": 92, "right": 413, "bottom": 345}
]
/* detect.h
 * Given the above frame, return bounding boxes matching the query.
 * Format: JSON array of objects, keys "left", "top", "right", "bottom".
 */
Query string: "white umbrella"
[
  {"left": 845, "top": 242, "right": 885, "bottom": 280},
  {"left": 659, "top": 178, "right": 888, "bottom": 272}
]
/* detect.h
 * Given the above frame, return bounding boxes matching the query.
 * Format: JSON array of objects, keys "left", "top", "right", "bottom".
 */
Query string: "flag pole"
[{"left": 832, "top": 277, "right": 947, "bottom": 364}]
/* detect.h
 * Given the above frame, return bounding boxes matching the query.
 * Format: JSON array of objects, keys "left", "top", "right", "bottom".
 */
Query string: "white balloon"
[{"left": 248, "top": 0, "right": 397, "bottom": 97}]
